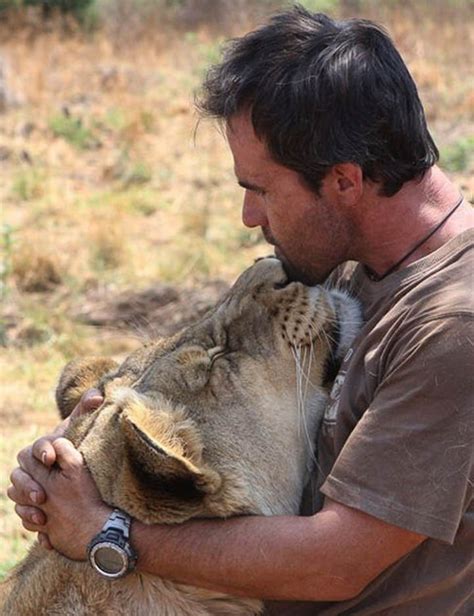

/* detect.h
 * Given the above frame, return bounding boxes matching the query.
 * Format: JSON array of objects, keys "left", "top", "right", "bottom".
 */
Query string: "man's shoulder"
[
  {"left": 401, "top": 230, "right": 473, "bottom": 320},
  {"left": 373, "top": 230, "right": 472, "bottom": 322}
]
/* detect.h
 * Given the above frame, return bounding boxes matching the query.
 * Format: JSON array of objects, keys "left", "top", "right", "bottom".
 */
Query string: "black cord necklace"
[{"left": 369, "top": 194, "right": 465, "bottom": 281}]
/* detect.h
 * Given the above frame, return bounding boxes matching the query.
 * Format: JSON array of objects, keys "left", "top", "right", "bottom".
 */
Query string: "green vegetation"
[
  {"left": 11, "top": 169, "right": 44, "bottom": 202},
  {"left": 2, "top": 0, "right": 472, "bottom": 24},
  {"left": 440, "top": 137, "right": 474, "bottom": 173},
  {"left": 23, "top": 0, "right": 93, "bottom": 13},
  {"left": 0, "top": 0, "right": 94, "bottom": 20},
  {"left": 0, "top": 0, "right": 19, "bottom": 11},
  {"left": 297, "top": 0, "right": 341, "bottom": 12},
  {"left": 102, "top": 107, "right": 128, "bottom": 132},
  {"left": 49, "top": 113, "right": 98, "bottom": 150},
  {"left": 123, "top": 161, "right": 152, "bottom": 186},
  {"left": 0, "top": 224, "right": 14, "bottom": 301}
]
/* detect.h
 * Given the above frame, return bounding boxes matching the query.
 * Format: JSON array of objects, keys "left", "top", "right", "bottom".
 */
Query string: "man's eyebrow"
[{"left": 237, "top": 179, "right": 265, "bottom": 192}]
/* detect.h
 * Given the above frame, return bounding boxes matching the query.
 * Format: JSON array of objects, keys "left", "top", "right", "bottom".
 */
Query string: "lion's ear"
[
  {"left": 56, "top": 357, "right": 118, "bottom": 419},
  {"left": 119, "top": 403, "right": 221, "bottom": 523}
]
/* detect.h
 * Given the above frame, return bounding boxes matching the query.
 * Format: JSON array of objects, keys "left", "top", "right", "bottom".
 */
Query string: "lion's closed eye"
[{"left": 208, "top": 346, "right": 228, "bottom": 367}]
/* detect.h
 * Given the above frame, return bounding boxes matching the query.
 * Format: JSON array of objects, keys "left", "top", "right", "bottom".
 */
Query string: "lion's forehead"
[{"left": 102, "top": 262, "right": 332, "bottom": 404}]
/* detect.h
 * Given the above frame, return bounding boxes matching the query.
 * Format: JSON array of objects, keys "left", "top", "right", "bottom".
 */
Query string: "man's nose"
[{"left": 242, "top": 192, "right": 268, "bottom": 228}]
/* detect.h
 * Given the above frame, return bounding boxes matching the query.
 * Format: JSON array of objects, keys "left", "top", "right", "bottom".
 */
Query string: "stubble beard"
[
  {"left": 264, "top": 234, "right": 331, "bottom": 285},
  {"left": 261, "top": 224, "right": 345, "bottom": 285},
  {"left": 278, "top": 250, "right": 332, "bottom": 285}
]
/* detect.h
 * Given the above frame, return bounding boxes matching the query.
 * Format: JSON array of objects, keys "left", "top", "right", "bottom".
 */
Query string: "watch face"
[{"left": 93, "top": 544, "right": 127, "bottom": 576}]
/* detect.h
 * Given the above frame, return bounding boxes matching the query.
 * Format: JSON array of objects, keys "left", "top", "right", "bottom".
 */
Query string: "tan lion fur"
[{"left": 0, "top": 257, "right": 362, "bottom": 616}]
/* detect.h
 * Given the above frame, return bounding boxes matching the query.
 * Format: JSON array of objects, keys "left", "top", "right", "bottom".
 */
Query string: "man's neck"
[{"left": 353, "top": 166, "right": 473, "bottom": 278}]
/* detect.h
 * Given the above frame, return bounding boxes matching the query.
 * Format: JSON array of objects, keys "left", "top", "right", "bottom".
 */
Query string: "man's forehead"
[
  {"left": 233, "top": 159, "right": 271, "bottom": 188},
  {"left": 226, "top": 113, "right": 275, "bottom": 180},
  {"left": 225, "top": 112, "right": 270, "bottom": 150}
]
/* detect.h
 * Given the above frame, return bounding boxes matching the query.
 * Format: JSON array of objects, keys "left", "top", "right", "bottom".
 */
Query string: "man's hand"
[
  {"left": 16, "top": 437, "right": 112, "bottom": 560},
  {"left": 7, "top": 388, "right": 105, "bottom": 551}
]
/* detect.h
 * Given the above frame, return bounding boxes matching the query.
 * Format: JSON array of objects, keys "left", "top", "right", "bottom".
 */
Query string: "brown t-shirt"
[{"left": 266, "top": 229, "right": 474, "bottom": 615}]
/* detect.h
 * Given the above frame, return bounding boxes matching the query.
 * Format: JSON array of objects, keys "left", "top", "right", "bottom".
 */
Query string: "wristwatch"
[{"left": 87, "top": 508, "right": 137, "bottom": 579}]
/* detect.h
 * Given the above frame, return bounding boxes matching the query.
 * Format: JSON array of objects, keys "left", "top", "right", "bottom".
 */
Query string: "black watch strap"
[
  {"left": 100, "top": 508, "right": 133, "bottom": 543},
  {"left": 87, "top": 508, "right": 137, "bottom": 578}
]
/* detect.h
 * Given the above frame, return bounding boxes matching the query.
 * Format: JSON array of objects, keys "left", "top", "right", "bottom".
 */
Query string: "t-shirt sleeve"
[{"left": 320, "top": 314, "right": 474, "bottom": 543}]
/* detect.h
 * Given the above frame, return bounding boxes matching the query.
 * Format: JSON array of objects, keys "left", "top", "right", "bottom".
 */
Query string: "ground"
[{"left": 0, "top": 0, "right": 473, "bottom": 579}]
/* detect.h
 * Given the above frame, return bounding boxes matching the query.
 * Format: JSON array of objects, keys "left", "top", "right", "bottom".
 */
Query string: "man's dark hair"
[{"left": 197, "top": 5, "right": 439, "bottom": 196}]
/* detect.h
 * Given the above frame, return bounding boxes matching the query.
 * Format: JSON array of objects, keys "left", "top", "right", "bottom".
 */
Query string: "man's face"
[{"left": 226, "top": 112, "right": 351, "bottom": 284}]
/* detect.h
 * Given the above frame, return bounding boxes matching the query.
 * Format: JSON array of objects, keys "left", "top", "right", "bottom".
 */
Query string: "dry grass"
[{"left": 0, "top": 0, "right": 473, "bottom": 579}]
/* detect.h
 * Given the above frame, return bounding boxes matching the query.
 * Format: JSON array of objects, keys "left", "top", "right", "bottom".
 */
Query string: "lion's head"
[{"left": 57, "top": 258, "right": 361, "bottom": 525}]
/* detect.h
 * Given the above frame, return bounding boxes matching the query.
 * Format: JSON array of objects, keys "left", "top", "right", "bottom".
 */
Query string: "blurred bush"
[
  {"left": 23, "top": 0, "right": 93, "bottom": 13},
  {"left": 0, "top": 0, "right": 472, "bottom": 37},
  {"left": 0, "top": 0, "right": 94, "bottom": 20},
  {"left": 440, "top": 137, "right": 474, "bottom": 174},
  {"left": 0, "top": 0, "right": 345, "bottom": 26},
  {"left": 49, "top": 111, "right": 100, "bottom": 150}
]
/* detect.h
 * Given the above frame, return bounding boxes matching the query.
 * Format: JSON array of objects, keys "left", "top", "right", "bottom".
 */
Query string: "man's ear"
[{"left": 326, "top": 163, "right": 363, "bottom": 206}]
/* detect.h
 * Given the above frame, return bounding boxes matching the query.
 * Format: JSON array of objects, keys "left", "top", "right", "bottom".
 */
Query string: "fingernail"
[
  {"left": 32, "top": 513, "right": 42, "bottom": 525},
  {"left": 41, "top": 452, "right": 47, "bottom": 465},
  {"left": 85, "top": 388, "right": 101, "bottom": 399},
  {"left": 29, "top": 491, "right": 38, "bottom": 504}
]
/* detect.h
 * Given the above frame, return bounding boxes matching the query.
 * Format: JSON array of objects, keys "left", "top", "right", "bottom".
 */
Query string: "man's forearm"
[
  {"left": 133, "top": 508, "right": 363, "bottom": 602},
  {"left": 132, "top": 499, "right": 425, "bottom": 603}
]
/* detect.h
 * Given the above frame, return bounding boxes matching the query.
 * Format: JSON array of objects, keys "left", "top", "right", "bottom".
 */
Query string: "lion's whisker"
[{"left": 291, "top": 344, "right": 317, "bottom": 465}]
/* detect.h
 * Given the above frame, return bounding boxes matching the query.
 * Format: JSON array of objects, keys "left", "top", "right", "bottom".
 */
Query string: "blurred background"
[{"left": 0, "top": 0, "right": 473, "bottom": 575}]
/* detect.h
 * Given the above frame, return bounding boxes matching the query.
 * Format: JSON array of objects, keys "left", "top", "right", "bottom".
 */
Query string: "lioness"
[{"left": 1, "top": 257, "right": 361, "bottom": 616}]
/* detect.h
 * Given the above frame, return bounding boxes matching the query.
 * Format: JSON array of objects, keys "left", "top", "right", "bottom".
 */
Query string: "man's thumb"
[
  {"left": 71, "top": 388, "right": 104, "bottom": 419},
  {"left": 52, "top": 438, "right": 84, "bottom": 472}
]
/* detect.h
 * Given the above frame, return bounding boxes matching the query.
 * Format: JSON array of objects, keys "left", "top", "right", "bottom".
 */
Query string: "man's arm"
[
  {"left": 11, "top": 436, "right": 425, "bottom": 603},
  {"left": 132, "top": 497, "right": 425, "bottom": 602}
]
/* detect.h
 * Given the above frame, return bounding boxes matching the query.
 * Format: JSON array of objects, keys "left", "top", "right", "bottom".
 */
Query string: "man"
[{"left": 8, "top": 6, "right": 473, "bottom": 614}]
